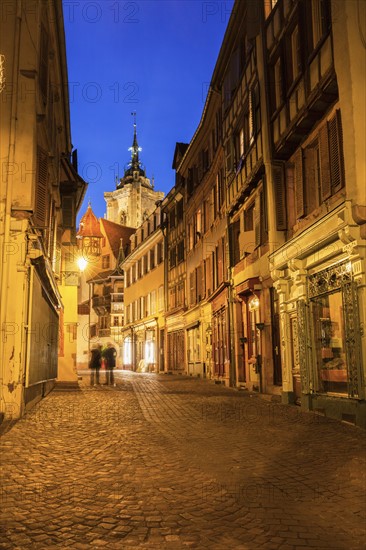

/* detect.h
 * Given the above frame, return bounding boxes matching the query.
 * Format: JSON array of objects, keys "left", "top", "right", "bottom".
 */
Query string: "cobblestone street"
[{"left": 0, "top": 372, "right": 365, "bottom": 549}]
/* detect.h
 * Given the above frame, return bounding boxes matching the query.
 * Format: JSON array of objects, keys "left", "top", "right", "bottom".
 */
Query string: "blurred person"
[
  {"left": 103, "top": 343, "right": 117, "bottom": 386},
  {"left": 90, "top": 345, "right": 102, "bottom": 386}
]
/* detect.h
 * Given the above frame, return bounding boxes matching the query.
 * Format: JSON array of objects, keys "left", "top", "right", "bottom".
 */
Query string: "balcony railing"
[
  {"left": 98, "top": 328, "right": 111, "bottom": 337},
  {"left": 92, "top": 295, "right": 111, "bottom": 315}
]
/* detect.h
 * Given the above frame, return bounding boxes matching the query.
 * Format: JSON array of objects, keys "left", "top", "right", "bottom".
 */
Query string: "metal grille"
[
  {"left": 342, "top": 281, "right": 363, "bottom": 399},
  {"left": 296, "top": 300, "right": 310, "bottom": 393}
]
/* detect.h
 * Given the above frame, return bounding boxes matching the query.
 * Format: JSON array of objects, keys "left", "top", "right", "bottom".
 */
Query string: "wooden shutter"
[
  {"left": 294, "top": 148, "right": 304, "bottom": 219},
  {"left": 206, "top": 255, "right": 212, "bottom": 296},
  {"left": 202, "top": 260, "right": 206, "bottom": 299},
  {"left": 34, "top": 146, "right": 49, "bottom": 228},
  {"left": 189, "top": 271, "right": 195, "bottom": 305},
  {"left": 254, "top": 193, "right": 261, "bottom": 247},
  {"left": 328, "top": 109, "right": 345, "bottom": 192},
  {"left": 304, "top": 147, "right": 317, "bottom": 214},
  {"left": 222, "top": 237, "right": 227, "bottom": 279},
  {"left": 39, "top": 24, "right": 49, "bottom": 103},
  {"left": 217, "top": 240, "right": 223, "bottom": 284},
  {"left": 196, "top": 264, "right": 202, "bottom": 301},
  {"left": 62, "top": 195, "right": 74, "bottom": 228},
  {"left": 319, "top": 122, "right": 331, "bottom": 200},
  {"left": 273, "top": 164, "right": 287, "bottom": 230}
]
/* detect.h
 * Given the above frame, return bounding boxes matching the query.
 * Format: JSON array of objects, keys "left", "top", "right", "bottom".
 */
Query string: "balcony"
[
  {"left": 92, "top": 295, "right": 111, "bottom": 315},
  {"left": 98, "top": 328, "right": 111, "bottom": 338}
]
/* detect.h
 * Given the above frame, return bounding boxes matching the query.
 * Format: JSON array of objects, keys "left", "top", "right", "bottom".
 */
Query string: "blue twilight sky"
[{"left": 62, "top": 0, "right": 234, "bottom": 221}]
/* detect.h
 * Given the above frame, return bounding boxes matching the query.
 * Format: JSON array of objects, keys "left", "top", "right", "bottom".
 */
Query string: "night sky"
[{"left": 63, "top": 0, "right": 234, "bottom": 221}]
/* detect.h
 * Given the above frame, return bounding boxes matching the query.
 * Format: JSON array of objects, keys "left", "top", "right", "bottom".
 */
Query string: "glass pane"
[{"left": 312, "top": 291, "right": 348, "bottom": 394}]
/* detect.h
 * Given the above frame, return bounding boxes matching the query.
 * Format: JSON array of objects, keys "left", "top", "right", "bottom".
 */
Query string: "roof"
[
  {"left": 100, "top": 219, "right": 136, "bottom": 259},
  {"left": 77, "top": 204, "right": 103, "bottom": 238},
  {"left": 172, "top": 142, "right": 189, "bottom": 169}
]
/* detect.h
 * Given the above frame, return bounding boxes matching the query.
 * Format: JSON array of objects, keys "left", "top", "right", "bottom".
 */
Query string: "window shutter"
[
  {"left": 328, "top": 109, "right": 345, "bottom": 192},
  {"left": 273, "top": 164, "right": 287, "bottom": 230},
  {"left": 39, "top": 24, "right": 49, "bottom": 104},
  {"left": 62, "top": 195, "right": 74, "bottom": 228},
  {"left": 34, "top": 146, "right": 49, "bottom": 228},
  {"left": 189, "top": 272, "right": 195, "bottom": 305},
  {"left": 206, "top": 255, "right": 212, "bottom": 296},
  {"left": 304, "top": 147, "right": 317, "bottom": 214},
  {"left": 196, "top": 265, "right": 202, "bottom": 301},
  {"left": 294, "top": 148, "right": 304, "bottom": 218},
  {"left": 319, "top": 123, "right": 331, "bottom": 200},
  {"left": 217, "top": 239, "right": 223, "bottom": 284},
  {"left": 254, "top": 194, "right": 261, "bottom": 247}
]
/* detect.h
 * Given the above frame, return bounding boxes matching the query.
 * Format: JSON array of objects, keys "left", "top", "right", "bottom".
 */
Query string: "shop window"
[
  {"left": 212, "top": 307, "right": 227, "bottom": 377},
  {"left": 311, "top": 291, "right": 347, "bottom": 395},
  {"left": 248, "top": 295, "right": 260, "bottom": 360},
  {"left": 145, "top": 331, "right": 155, "bottom": 364},
  {"left": 123, "top": 336, "right": 132, "bottom": 365}
]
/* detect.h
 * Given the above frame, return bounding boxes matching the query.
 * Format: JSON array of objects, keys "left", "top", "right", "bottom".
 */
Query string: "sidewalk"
[{"left": 0, "top": 372, "right": 365, "bottom": 549}]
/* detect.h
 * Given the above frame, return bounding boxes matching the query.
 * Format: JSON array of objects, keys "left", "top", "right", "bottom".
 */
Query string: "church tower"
[{"left": 104, "top": 114, "right": 164, "bottom": 227}]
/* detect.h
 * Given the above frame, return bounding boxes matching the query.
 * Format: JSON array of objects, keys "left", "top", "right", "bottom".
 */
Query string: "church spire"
[{"left": 128, "top": 111, "right": 142, "bottom": 172}]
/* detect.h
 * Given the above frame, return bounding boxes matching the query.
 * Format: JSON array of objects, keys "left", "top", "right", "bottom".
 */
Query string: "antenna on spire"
[{"left": 131, "top": 111, "right": 136, "bottom": 127}]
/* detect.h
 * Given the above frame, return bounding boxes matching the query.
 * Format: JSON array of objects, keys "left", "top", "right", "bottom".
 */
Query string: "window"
[
  {"left": 169, "top": 208, "right": 176, "bottom": 229},
  {"left": 188, "top": 223, "right": 194, "bottom": 251},
  {"left": 158, "top": 285, "right": 164, "bottom": 311},
  {"left": 293, "top": 110, "right": 344, "bottom": 221},
  {"left": 274, "top": 57, "right": 283, "bottom": 111},
  {"left": 137, "top": 258, "right": 142, "bottom": 278},
  {"left": 151, "top": 290, "right": 156, "bottom": 314},
  {"left": 291, "top": 26, "right": 301, "bottom": 82},
  {"left": 169, "top": 246, "right": 177, "bottom": 269},
  {"left": 244, "top": 204, "right": 254, "bottom": 231},
  {"left": 225, "top": 138, "right": 234, "bottom": 173},
  {"left": 229, "top": 219, "right": 241, "bottom": 266},
  {"left": 157, "top": 242, "right": 163, "bottom": 264},
  {"left": 248, "top": 295, "right": 260, "bottom": 360},
  {"left": 150, "top": 247, "right": 155, "bottom": 269},
  {"left": 177, "top": 240, "right": 184, "bottom": 264},
  {"left": 177, "top": 199, "right": 184, "bottom": 222},
  {"left": 304, "top": 140, "right": 321, "bottom": 214},
  {"left": 123, "top": 336, "right": 132, "bottom": 365},
  {"left": 113, "top": 317, "right": 119, "bottom": 327},
  {"left": 189, "top": 271, "right": 196, "bottom": 306},
  {"left": 102, "top": 255, "right": 110, "bottom": 269},
  {"left": 264, "top": 0, "right": 278, "bottom": 19},
  {"left": 195, "top": 208, "right": 202, "bottom": 242},
  {"left": 311, "top": 291, "right": 347, "bottom": 395}
]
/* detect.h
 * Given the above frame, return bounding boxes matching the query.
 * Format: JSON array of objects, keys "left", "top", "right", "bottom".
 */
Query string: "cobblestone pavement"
[{"left": 0, "top": 372, "right": 365, "bottom": 549}]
